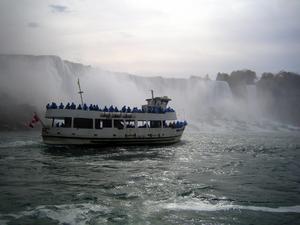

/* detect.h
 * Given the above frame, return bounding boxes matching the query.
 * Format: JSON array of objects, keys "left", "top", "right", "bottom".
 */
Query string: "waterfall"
[
  {"left": 0, "top": 55, "right": 237, "bottom": 122},
  {"left": 2, "top": 54, "right": 283, "bottom": 131}
]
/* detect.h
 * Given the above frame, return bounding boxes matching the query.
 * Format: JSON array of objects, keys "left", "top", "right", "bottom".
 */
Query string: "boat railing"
[{"left": 46, "top": 102, "right": 175, "bottom": 114}]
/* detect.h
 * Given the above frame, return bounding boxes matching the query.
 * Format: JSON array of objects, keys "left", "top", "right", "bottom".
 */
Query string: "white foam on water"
[
  {"left": 0, "top": 203, "right": 109, "bottom": 225},
  {"left": 0, "top": 140, "right": 38, "bottom": 148},
  {"left": 160, "top": 199, "right": 300, "bottom": 213}
]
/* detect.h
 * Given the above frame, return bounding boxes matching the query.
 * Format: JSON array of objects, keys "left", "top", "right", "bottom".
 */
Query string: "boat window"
[
  {"left": 74, "top": 118, "right": 93, "bottom": 129},
  {"left": 103, "top": 119, "right": 112, "bottom": 128},
  {"left": 137, "top": 120, "right": 149, "bottom": 128},
  {"left": 53, "top": 118, "right": 64, "bottom": 128},
  {"left": 64, "top": 117, "right": 72, "bottom": 128},
  {"left": 52, "top": 117, "right": 72, "bottom": 128},
  {"left": 95, "top": 119, "right": 112, "bottom": 129},
  {"left": 114, "top": 119, "right": 125, "bottom": 129},
  {"left": 164, "top": 120, "right": 176, "bottom": 128},
  {"left": 125, "top": 120, "right": 135, "bottom": 128},
  {"left": 95, "top": 119, "right": 103, "bottom": 129},
  {"left": 150, "top": 120, "right": 161, "bottom": 128}
]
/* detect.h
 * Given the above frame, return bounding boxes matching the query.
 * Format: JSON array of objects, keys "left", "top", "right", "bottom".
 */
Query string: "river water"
[{"left": 0, "top": 131, "right": 299, "bottom": 225}]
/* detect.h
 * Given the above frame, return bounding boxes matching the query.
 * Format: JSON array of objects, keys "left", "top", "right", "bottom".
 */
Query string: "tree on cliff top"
[{"left": 230, "top": 70, "right": 257, "bottom": 85}]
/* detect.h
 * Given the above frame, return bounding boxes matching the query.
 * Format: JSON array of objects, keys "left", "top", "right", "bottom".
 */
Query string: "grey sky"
[{"left": 0, "top": 0, "right": 299, "bottom": 77}]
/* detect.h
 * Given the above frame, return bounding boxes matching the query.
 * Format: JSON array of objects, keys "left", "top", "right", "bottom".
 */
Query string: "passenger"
[
  {"left": 46, "top": 103, "right": 50, "bottom": 109},
  {"left": 126, "top": 107, "right": 131, "bottom": 113},
  {"left": 109, "top": 105, "right": 114, "bottom": 112},
  {"left": 65, "top": 103, "right": 71, "bottom": 109},
  {"left": 103, "top": 106, "right": 108, "bottom": 112},
  {"left": 59, "top": 103, "right": 64, "bottom": 109},
  {"left": 89, "top": 104, "right": 93, "bottom": 110},
  {"left": 83, "top": 104, "right": 88, "bottom": 110},
  {"left": 71, "top": 102, "right": 76, "bottom": 109},
  {"left": 114, "top": 106, "right": 119, "bottom": 112},
  {"left": 56, "top": 122, "right": 60, "bottom": 127},
  {"left": 96, "top": 105, "right": 100, "bottom": 111},
  {"left": 77, "top": 104, "right": 82, "bottom": 110},
  {"left": 122, "top": 106, "right": 126, "bottom": 113},
  {"left": 163, "top": 121, "right": 167, "bottom": 128},
  {"left": 51, "top": 102, "right": 57, "bottom": 109}
]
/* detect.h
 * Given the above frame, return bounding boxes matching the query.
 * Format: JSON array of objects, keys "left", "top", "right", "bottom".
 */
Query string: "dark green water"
[{"left": 0, "top": 131, "right": 300, "bottom": 225}]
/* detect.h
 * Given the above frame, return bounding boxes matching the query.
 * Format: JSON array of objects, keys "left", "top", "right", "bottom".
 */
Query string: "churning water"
[{"left": 0, "top": 131, "right": 300, "bottom": 224}]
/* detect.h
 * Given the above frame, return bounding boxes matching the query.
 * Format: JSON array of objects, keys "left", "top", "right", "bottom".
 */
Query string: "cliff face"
[
  {"left": 256, "top": 72, "right": 300, "bottom": 125},
  {"left": 0, "top": 55, "right": 90, "bottom": 107},
  {"left": 217, "top": 70, "right": 300, "bottom": 125},
  {"left": 216, "top": 70, "right": 257, "bottom": 100},
  {"left": 0, "top": 55, "right": 90, "bottom": 130}
]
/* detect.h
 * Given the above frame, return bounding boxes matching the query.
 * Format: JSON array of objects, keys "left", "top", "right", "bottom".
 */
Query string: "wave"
[
  {"left": 157, "top": 199, "right": 300, "bottom": 213},
  {"left": 1, "top": 200, "right": 299, "bottom": 225},
  {"left": 0, "top": 203, "right": 109, "bottom": 225},
  {"left": 0, "top": 140, "right": 40, "bottom": 148}
]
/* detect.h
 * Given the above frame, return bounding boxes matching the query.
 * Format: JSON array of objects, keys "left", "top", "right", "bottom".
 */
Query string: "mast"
[
  {"left": 151, "top": 89, "right": 154, "bottom": 99},
  {"left": 77, "top": 78, "right": 84, "bottom": 106}
]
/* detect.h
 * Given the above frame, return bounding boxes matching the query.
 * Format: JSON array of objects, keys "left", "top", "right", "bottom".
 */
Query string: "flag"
[{"left": 27, "top": 112, "right": 40, "bottom": 128}]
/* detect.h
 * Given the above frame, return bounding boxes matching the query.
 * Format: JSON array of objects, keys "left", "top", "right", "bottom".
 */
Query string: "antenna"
[
  {"left": 151, "top": 89, "right": 154, "bottom": 99},
  {"left": 77, "top": 78, "right": 84, "bottom": 106}
]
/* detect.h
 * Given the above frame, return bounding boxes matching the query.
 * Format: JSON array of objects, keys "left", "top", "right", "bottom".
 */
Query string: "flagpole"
[
  {"left": 35, "top": 112, "right": 45, "bottom": 128},
  {"left": 77, "top": 78, "right": 84, "bottom": 106}
]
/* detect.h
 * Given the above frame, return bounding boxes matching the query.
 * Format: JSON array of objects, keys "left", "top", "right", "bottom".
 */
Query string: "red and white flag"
[{"left": 27, "top": 113, "right": 40, "bottom": 128}]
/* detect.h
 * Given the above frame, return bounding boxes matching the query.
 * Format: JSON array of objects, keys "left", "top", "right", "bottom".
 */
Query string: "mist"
[{"left": 0, "top": 54, "right": 299, "bottom": 131}]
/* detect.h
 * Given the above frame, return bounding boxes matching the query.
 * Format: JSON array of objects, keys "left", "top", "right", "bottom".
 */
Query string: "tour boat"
[{"left": 41, "top": 81, "right": 187, "bottom": 146}]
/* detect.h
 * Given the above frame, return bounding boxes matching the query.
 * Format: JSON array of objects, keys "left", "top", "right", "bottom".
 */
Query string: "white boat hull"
[{"left": 42, "top": 127, "right": 184, "bottom": 146}]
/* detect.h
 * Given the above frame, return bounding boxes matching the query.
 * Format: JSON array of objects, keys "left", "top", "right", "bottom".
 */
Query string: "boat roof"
[{"left": 145, "top": 96, "right": 171, "bottom": 102}]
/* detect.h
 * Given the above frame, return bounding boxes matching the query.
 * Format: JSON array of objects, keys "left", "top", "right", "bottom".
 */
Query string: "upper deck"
[{"left": 45, "top": 95, "right": 177, "bottom": 120}]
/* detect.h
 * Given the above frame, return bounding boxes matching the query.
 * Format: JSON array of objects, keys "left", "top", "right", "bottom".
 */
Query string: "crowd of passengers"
[
  {"left": 164, "top": 121, "right": 187, "bottom": 128},
  {"left": 46, "top": 102, "right": 175, "bottom": 113}
]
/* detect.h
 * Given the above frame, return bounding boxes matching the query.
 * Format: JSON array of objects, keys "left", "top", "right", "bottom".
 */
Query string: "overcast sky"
[{"left": 0, "top": 0, "right": 299, "bottom": 77}]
